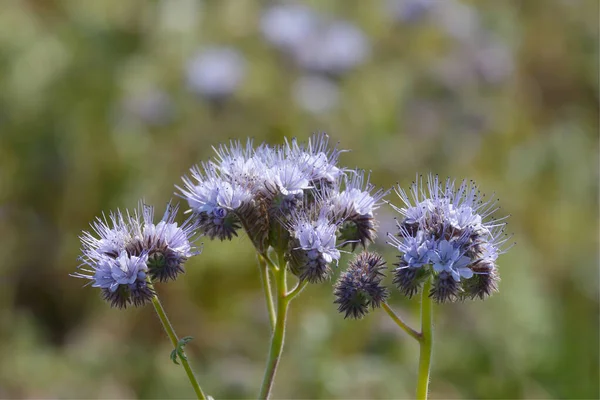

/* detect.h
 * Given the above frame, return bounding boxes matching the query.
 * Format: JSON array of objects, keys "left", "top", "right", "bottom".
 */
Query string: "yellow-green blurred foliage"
[{"left": 0, "top": 0, "right": 598, "bottom": 398}]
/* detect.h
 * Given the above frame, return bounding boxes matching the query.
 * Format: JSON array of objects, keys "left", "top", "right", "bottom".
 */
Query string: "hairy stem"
[
  {"left": 416, "top": 278, "right": 433, "bottom": 400},
  {"left": 258, "top": 254, "right": 276, "bottom": 330},
  {"left": 258, "top": 252, "right": 304, "bottom": 399},
  {"left": 286, "top": 280, "right": 308, "bottom": 298},
  {"left": 381, "top": 302, "right": 421, "bottom": 342},
  {"left": 150, "top": 289, "right": 207, "bottom": 400}
]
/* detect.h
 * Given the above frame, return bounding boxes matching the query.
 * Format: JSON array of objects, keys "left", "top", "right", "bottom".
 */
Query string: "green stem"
[
  {"left": 150, "top": 290, "right": 207, "bottom": 400},
  {"left": 286, "top": 280, "right": 308, "bottom": 298},
  {"left": 258, "top": 252, "right": 304, "bottom": 399},
  {"left": 416, "top": 278, "right": 433, "bottom": 400},
  {"left": 258, "top": 255, "right": 276, "bottom": 331},
  {"left": 381, "top": 302, "right": 421, "bottom": 342}
]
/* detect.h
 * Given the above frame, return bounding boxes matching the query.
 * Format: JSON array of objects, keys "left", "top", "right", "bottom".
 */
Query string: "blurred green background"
[{"left": 0, "top": 0, "right": 598, "bottom": 398}]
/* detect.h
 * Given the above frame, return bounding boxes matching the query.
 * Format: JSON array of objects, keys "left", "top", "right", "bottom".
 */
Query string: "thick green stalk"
[
  {"left": 416, "top": 278, "right": 433, "bottom": 400},
  {"left": 258, "top": 254, "right": 288, "bottom": 399},
  {"left": 258, "top": 252, "right": 305, "bottom": 399},
  {"left": 150, "top": 291, "right": 207, "bottom": 400}
]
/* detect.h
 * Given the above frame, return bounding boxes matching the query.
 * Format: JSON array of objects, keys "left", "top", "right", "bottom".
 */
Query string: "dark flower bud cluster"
[
  {"left": 387, "top": 174, "right": 511, "bottom": 303},
  {"left": 334, "top": 252, "right": 389, "bottom": 319},
  {"left": 177, "top": 134, "right": 389, "bottom": 284},
  {"left": 72, "top": 202, "right": 200, "bottom": 308}
]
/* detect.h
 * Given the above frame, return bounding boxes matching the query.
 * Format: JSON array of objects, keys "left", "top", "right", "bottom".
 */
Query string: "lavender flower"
[
  {"left": 284, "top": 134, "right": 344, "bottom": 186},
  {"left": 287, "top": 208, "right": 341, "bottom": 283},
  {"left": 292, "top": 75, "right": 340, "bottom": 114},
  {"left": 429, "top": 239, "right": 472, "bottom": 281},
  {"left": 177, "top": 164, "right": 252, "bottom": 240},
  {"left": 388, "top": 174, "right": 511, "bottom": 302},
  {"left": 177, "top": 133, "right": 346, "bottom": 255},
  {"left": 260, "top": 3, "right": 319, "bottom": 53},
  {"left": 293, "top": 20, "right": 370, "bottom": 78},
  {"left": 186, "top": 47, "right": 246, "bottom": 100},
  {"left": 331, "top": 170, "right": 388, "bottom": 249},
  {"left": 334, "top": 252, "right": 388, "bottom": 319},
  {"left": 80, "top": 210, "right": 130, "bottom": 260},
  {"left": 128, "top": 203, "right": 200, "bottom": 282},
  {"left": 74, "top": 250, "right": 153, "bottom": 309},
  {"left": 73, "top": 202, "right": 200, "bottom": 307}
]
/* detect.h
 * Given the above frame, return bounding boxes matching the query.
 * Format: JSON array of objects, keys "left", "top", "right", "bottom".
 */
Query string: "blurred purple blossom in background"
[
  {"left": 186, "top": 47, "right": 246, "bottom": 100},
  {"left": 292, "top": 75, "right": 340, "bottom": 114}
]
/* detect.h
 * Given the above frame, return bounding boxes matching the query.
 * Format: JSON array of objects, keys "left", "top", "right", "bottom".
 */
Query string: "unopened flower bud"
[{"left": 334, "top": 252, "right": 389, "bottom": 319}]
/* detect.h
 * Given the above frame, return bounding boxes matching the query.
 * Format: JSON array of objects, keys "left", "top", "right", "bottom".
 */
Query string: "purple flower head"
[
  {"left": 284, "top": 133, "right": 344, "bottom": 185},
  {"left": 128, "top": 202, "right": 200, "bottom": 282},
  {"left": 388, "top": 230, "right": 434, "bottom": 269},
  {"left": 332, "top": 170, "right": 386, "bottom": 216},
  {"left": 73, "top": 201, "right": 202, "bottom": 306},
  {"left": 80, "top": 210, "right": 130, "bottom": 260},
  {"left": 292, "top": 75, "right": 340, "bottom": 114},
  {"left": 293, "top": 20, "right": 370, "bottom": 77},
  {"left": 287, "top": 207, "right": 341, "bottom": 283},
  {"left": 428, "top": 239, "right": 472, "bottom": 282},
  {"left": 177, "top": 134, "right": 348, "bottom": 254},
  {"left": 445, "top": 203, "right": 483, "bottom": 231},
  {"left": 177, "top": 164, "right": 252, "bottom": 240},
  {"left": 186, "top": 47, "right": 246, "bottom": 100},
  {"left": 332, "top": 170, "right": 389, "bottom": 249},
  {"left": 93, "top": 251, "right": 149, "bottom": 291},
  {"left": 260, "top": 3, "right": 320, "bottom": 53},
  {"left": 265, "top": 160, "right": 312, "bottom": 197},
  {"left": 179, "top": 164, "right": 252, "bottom": 213},
  {"left": 403, "top": 199, "right": 435, "bottom": 226},
  {"left": 294, "top": 214, "right": 340, "bottom": 263},
  {"left": 211, "top": 139, "right": 266, "bottom": 186},
  {"left": 74, "top": 251, "right": 153, "bottom": 308},
  {"left": 388, "top": 174, "right": 511, "bottom": 302}
]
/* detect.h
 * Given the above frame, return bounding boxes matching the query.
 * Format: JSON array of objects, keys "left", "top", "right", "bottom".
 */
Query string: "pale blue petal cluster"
[
  {"left": 179, "top": 165, "right": 253, "bottom": 214},
  {"left": 330, "top": 170, "right": 387, "bottom": 217},
  {"left": 293, "top": 215, "right": 341, "bottom": 265},
  {"left": 178, "top": 134, "right": 388, "bottom": 283},
  {"left": 177, "top": 133, "right": 345, "bottom": 242},
  {"left": 134, "top": 203, "right": 199, "bottom": 260},
  {"left": 388, "top": 174, "right": 509, "bottom": 286},
  {"left": 92, "top": 251, "right": 149, "bottom": 293},
  {"left": 428, "top": 240, "right": 472, "bottom": 281},
  {"left": 389, "top": 231, "right": 435, "bottom": 269},
  {"left": 73, "top": 202, "right": 200, "bottom": 306}
]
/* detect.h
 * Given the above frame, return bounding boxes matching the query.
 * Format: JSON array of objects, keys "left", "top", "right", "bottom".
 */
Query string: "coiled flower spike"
[{"left": 334, "top": 252, "right": 389, "bottom": 319}]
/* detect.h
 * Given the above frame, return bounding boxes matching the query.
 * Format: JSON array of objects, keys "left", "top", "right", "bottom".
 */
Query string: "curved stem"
[
  {"left": 263, "top": 253, "right": 280, "bottom": 272},
  {"left": 286, "top": 279, "right": 308, "bottom": 298},
  {"left": 381, "top": 302, "right": 421, "bottom": 342},
  {"left": 150, "top": 290, "right": 207, "bottom": 400},
  {"left": 257, "top": 255, "right": 276, "bottom": 330},
  {"left": 416, "top": 278, "right": 433, "bottom": 400}
]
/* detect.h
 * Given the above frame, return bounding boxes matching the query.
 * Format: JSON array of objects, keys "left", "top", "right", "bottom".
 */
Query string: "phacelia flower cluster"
[
  {"left": 73, "top": 202, "right": 200, "bottom": 308},
  {"left": 388, "top": 175, "right": 511, "bottom": 302},
  {"left": 178, "top": 133, "right": 387, "bottom": 283}
]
